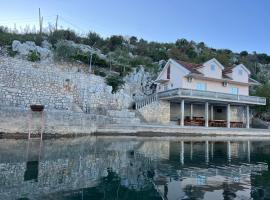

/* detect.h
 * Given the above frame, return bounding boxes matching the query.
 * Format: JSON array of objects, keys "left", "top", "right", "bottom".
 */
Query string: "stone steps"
[
  {"left": 106, "top": 109, "right": 141, "bottom": 125},
  {"left": 107, "top": 109, "right": 136, "bottom": 118}
]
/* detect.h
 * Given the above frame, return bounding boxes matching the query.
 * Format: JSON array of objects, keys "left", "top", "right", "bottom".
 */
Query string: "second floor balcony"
[{"left": 158, "top": 88, "right": 266, "bottom": 105}]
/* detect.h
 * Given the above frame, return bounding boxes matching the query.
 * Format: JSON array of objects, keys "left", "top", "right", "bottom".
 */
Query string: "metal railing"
[
  {"left": 158, "top": 88, "right": 266, "bottom": 105},
  {"left": 135, "top": 93, "right": 158, "bottom": 109}
]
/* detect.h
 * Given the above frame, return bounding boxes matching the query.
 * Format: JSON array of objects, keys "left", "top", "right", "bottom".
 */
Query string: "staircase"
[
  {"left": 107, "top": 109, "right": 141, "bottom": 125},
  {"left": 135, "top": 93, "right": 158, "bottom": 110}
]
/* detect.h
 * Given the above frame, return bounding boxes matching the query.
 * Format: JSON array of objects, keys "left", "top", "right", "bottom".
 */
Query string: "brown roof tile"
[{"left": 174, "top": 60, "right": 203, "bottom": 74}]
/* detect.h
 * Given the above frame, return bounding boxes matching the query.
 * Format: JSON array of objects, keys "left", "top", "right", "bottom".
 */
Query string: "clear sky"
[{"left": 0, "top": 0, "right": 269, "bottom": 54}]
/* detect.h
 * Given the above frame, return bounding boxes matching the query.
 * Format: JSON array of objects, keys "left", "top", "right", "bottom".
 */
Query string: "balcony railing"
[{"left": 158, "top": 88, "right": 266, "bottom": 105}]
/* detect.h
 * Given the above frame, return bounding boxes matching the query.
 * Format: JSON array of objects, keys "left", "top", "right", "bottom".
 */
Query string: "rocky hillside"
[{"left": 0, "top": 27, "right": 270, "bottom": 116}]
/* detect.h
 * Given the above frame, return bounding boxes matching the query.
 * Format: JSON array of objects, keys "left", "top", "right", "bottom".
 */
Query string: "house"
[{"left": 136, "top": 58, "right": 266, "bottom": 128}]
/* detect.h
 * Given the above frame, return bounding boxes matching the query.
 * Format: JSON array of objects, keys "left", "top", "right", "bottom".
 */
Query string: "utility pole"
[
  {"left": 109, "top": 54, "right": 112, "bottom": 73},
  {"left": 89, "top": 52, "right": 93, "bottom": 73},
  {"left": 89, "top": 42, "right": 96, "bottom": 74},
  {"left": 39, "top": 8, "right": 43, "bottom": 35},
  {"left": 55, "top": 14, "right": 59, "bottom": 31}
]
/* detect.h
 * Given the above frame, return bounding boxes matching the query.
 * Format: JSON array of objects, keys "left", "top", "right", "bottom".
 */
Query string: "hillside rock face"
[
  {"left": 0, "top": 56, "right": 133, "bottom": 113},
  {"left": 12, "top": 40, "right": 52, "bottom": 60}
]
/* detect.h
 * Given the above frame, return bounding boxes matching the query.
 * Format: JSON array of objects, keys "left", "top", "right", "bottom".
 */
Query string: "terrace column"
[
  {"left": 210, "top": 105, "right": 214, "bottom": 121},
  {"left": 227, "top": 141, "right": 231, "bottom": 162},
  {"left": 227, "top": 104, "right": 231, "bottom": 128},
  {"left": 247, "top": 141, "right": 251, "bottom": 163},
  {"left": 205, "top": 102, "right": 209, "bottom": 127},
  {"left": 190, "top": 104, "right": 193, "bottom": 120},
  {"left": 246, "top": 105, "right": 250, "bottom": 129},
  {"left": 180, "top": 141, "right": 184, "bottom": 165},
  {"left": 180, "top": 99, "right": 185, "bottom": 127},
  {"left": 205, "top": 140, "right": 209, "bottom": 164}
]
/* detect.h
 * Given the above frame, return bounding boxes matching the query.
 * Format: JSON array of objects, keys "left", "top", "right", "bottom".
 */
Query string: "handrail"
[
  {"left": 158, "top": 88, "right": 266, "bottom": 105},
  {"left": 135, "top": 93, "right": 158, "bottom": 109}
]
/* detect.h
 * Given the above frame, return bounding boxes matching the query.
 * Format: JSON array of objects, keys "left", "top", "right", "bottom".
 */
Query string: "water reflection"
[{"left": 0, "top": 137, "right": 270, "bottom": 200}]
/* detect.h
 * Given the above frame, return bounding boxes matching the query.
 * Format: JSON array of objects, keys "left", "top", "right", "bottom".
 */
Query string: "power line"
[{"left": 58, "top": 16, "right": 87, "bottom": 33}]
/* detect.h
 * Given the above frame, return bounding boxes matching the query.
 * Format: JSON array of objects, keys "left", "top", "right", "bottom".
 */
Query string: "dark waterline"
[{"left": 0, "top": 136, "right": 270, "bottom": 200}]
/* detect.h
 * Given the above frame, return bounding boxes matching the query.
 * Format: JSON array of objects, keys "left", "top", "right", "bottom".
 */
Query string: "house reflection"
[{"left": 0, "top": 137, "right": 269, "bottom": 200}]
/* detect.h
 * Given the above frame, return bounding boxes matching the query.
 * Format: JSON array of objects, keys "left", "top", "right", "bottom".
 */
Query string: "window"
[
  {"left": 164, "top": 84, "right": 168, "bottom": 91},
  {"left": 167, "top": 65, "right": 170, "bottom": 79},
  {"left": 238, "top": 69, "right": 243, "bottom": 75},
  {"left": 211, "top": 64, "right": 216, "bottom": 71},
  {"left": 196, "top": 83, "right": 206, "bottom": 91},
  {"left": 230, "top": 87, "right": 238, "bottom": 95}
]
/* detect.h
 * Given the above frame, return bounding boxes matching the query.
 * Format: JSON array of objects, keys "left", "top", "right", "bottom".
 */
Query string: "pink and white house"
[{"left": 152, "top": 58, "right": 266, "bottom": 128}]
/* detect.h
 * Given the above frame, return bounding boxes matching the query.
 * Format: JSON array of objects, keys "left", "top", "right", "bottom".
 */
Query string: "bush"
[
  {"left": 72, "top": 52, "right": 89, "bottom": 64},
  {"left": 48, "top": 29, "right": 81, "bottom": 46},
  {"left": 106, "top": 75, "right": 125, "bottom": 93},
  {"left": 27, "top": 51, "right": 40, "bottom": 62},
  {"left": 54, "top": 40, "right": 77, "bottom": 60},
  {"left": 7, "top": 46, "right": 17, "bottom": 57}
]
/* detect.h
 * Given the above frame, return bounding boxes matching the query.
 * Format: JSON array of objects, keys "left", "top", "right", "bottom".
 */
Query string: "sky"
[{"left": 0, "top": 0, "right": 269, "bottom": 54}]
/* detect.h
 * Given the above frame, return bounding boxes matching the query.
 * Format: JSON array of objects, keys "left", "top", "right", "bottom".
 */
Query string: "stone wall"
[
  {"left": 0, "top": 107, "right": 111, "bottom": 134},
  {"left": 137, "top": 100, "right": 170, "bottom": 124},
  {"left": 0, "top": 56, "right": 133, "bottom": 112}
]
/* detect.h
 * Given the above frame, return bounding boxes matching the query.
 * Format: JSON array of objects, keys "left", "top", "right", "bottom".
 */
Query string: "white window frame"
[
  {"left": 196, "top": 83, "right": 207, "bottom": 91},
  {"left": 211, "top": 64, "right": 216, "bottom": 71},
  {"left": 230, "top": 87, "right": 238, "bottom": 95},
  {"left": 238, "top": 69, "right": 243, "bottom": 75}
]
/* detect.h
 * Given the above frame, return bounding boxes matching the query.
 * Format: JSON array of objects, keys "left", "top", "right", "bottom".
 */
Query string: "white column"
[
  {"left": 246, "top": 105, "right": 250, "bottom": 129},
  {"left": 205, "top": 102, "right": 209, "bottom": 127},
  {"left": 211, "top": 142, "right": 214, "bottom": 160},
  {"left": 247, "top": 141, "right": 250, "bottom": 163},
  {"left": 190, "top": 104, "right": 193, "bottom": 120},
  {"left": 227, "top": 141, "right": 231, "bottom": 162},
  {"left": 180, "top": 141, "right": 184, "bottom": 165},
  {"left": 205, "top": 140, "right": 209, "bottom": 164},
  {"left": 227, "top": 104, "right": 231, "bottom": 128},
  {"left": 190, "top": 142, "right": 193, "bottom": 160},
  {"left": 210, "top": 105, "right": 214, "bottom": 121},
  {"left": 181, "top": 99, "right": 185, "bottom": 127}
]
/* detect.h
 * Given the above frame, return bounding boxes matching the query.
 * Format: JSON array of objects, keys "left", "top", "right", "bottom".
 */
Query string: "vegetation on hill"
[{"left": 1, "top": 26, "right": 270, "bottom": 115}]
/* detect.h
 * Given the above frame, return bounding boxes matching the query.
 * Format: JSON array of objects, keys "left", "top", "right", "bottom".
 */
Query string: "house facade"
[{"left": 136, "top": 58, "right": 266, "bottom": 128}]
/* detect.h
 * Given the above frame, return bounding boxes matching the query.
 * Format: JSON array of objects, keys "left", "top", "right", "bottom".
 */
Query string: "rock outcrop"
[{"left": 12, "top": 40, "right": 52, "bottom": 60}]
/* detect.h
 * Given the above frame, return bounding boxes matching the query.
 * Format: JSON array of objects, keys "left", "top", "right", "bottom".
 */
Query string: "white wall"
[
  {"left": 228, "top": 65, "right": 249, "bottom": 83},
  {"left": 182, "top": 77, "right": 249, "bottom": 95},
  {"left": 157, "top": 61, "right": 188, "bottom": 92},
  {"left": 197, "top": 60, "right": 223, "bottom": 79}
]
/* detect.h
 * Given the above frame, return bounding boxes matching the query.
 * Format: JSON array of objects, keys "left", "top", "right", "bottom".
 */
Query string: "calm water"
[{"left": 0, "top": 136, "right": 270, "bottom": 200}]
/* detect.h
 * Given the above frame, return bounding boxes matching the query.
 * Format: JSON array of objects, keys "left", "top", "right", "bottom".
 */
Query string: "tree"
[
  {"left": 254, "top": 83, "right": 270, "bottom": 114},
  {"left": 106, "top": 75, "right": 125, "bottom": 93},
  {"left": 129, "top": 36, "right": 138, "bottom": 45},
  {"left": 108, "top": 35, "right": 123, "bottom": 51},
  {"left": 85, "top": 32, "right": 103, "bottom": 46},
  {"left": 240, "top": 51, "right": 248, "bottom": 57}
]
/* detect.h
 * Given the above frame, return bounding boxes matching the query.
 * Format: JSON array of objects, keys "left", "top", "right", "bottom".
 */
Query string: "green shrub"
[
  {"left": 94, "top": 68, "right": 107, "bottom": 77},
  {"left": 7, "top": 46, "right": 17, "bottom": 57},
  {"left": 48, "top": 29, "right": 81, "bottom": 46},
  {"left": 27, "top": 51, "right": 40, "bottom": 62},
  {"left": 54, "top": 40, "right": 77, "bottom": 60},
  {"left": 106, "top": 75, "right": 125, "bottom": 93},
  {"left": 72, "top": 52, "right": 89, "bottom": 63}
]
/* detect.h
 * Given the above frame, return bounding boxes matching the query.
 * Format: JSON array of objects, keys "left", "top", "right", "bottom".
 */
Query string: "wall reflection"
[{"left": 0, "top": 137, "right": 269, "bottom": 200}]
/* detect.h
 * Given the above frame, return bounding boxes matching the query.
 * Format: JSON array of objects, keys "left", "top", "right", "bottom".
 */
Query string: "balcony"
[{"left": 158, "top": 88, "right": 266, "bottom": 105}]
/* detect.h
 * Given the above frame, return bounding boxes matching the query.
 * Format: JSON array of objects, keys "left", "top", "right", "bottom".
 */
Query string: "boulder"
[{"left": 12, "top": 40, "right": 52, "bottom": 60}]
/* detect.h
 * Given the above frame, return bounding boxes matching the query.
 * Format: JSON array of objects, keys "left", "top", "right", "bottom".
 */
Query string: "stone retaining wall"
[
  {"left": 0, "top": 107, "right": 110, "bottom": 135},
  {"left": 0, "top": 56, "right": 133, "bottom": 112},
  {"left": 137, "top": 100, "right": 170, "bottom": 124}
]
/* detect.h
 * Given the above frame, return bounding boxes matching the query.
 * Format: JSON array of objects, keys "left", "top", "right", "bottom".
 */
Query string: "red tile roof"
[{"left": 174, "top": 60, "right": 203, "bottom": 74}]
